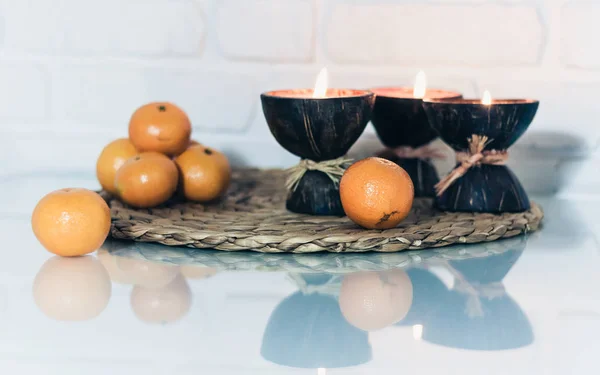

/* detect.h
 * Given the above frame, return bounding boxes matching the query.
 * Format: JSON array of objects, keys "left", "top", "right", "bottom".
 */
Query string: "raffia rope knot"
[
  {"left": 443, "top": 261, "right": 506, "bottom": 318},
  {"left": 378, "top": 144, "right": 446, "bottom": 160},
  {"left": 435, "top": 135, "right": 508, "bottom": 196},
  {"left": 454, "top": 281, "right": 507, "bottom": 318},
  {"left": 285, "top": 156, "right": 353, "bottom": 192}
]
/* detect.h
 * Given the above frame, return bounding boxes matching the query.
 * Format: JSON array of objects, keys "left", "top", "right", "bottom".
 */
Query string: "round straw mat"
[{"left": 105, "top": 168, "right": 543, "bottom": 254}]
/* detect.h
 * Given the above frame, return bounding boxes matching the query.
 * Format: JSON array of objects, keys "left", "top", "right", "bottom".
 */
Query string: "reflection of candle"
[
  {"left": 412, "top": 324, "right": 424, "bottom": 340},
  {"left": 482, "top": 90, "right": 492, "bottom": 105},
  {"left": 312, "top": 68, "right": 328, "bottom": 99}
]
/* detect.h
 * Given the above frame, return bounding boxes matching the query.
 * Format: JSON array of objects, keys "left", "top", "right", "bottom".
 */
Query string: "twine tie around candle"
[
  {"left": 377, "top": 144, "right": 446, "bottom": 161},
  {"left": 435, "top": 135, "right": 508, "bottom": 196},
  {"left": 287, "top": 273, "right": 342, "bottom": 298},
  {"left": 285, "top": 156, "right": 353, "bottom": 192},
  {"left": 454, "top": 280, "right": 507, "bottom": 318}
]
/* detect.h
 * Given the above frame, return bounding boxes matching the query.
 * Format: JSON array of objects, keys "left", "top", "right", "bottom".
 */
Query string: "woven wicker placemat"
[{"left": 105, "top": 168, "right": 543, "bottom": 254}]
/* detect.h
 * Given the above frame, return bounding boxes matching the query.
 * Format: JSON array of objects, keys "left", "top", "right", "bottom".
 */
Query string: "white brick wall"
[{"left": 0, "top": 0, "right": 599, "bottom": 197}]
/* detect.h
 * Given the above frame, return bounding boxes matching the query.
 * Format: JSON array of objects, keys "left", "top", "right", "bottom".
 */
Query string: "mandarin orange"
[
  {"left": 96, "top": 138, "right": 138, "bottom": 194},
  {"left": 175, "top": 145, "right": 231, "bottom": 202},
  {"left": 340, "top": 157, "right": 414, "bottom": 229},
  {"left": 129, "top": 102, "right": 192, "bottom": 156},
  {"left": 31, "top": 188, "right": 111, "bottom": 256},
  {"left": 115, "top": 152, "right": 179, "bottom": 208}
]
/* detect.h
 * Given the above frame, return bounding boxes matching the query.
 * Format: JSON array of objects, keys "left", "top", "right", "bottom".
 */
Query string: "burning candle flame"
[
  {"left": 413, "top": 70, "right": 427, "bottom": 99},
  {"left": 313, "top": 68, "right": 328, "bottom": 98},
  {"left": 317, "top": 368, "right": 327, "bottom": 375},
  {"left": 482, "top": 90, "right": 492, "bottom": 105}
]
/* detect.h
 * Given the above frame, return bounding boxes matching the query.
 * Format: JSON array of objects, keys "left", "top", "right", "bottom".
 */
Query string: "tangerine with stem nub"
[
  {"left": 31, "top": 188, "right": 111, "bottom": 256},
  {"left": 96, "top": 138, "right": 138, "bottom": 195},
  {"left": 129, "top": 102, "right": 192, "bottom": 156},
  {"left": 115, "top": 152, "right": 179, "bottom": 208}
]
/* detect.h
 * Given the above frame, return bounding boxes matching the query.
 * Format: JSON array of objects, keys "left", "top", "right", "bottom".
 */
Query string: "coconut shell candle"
[
  {"left": 422, "top": 91, "right": 539, "bottom": 213},
  {"left": 371, "top": 72, "right": 462, "bottom": 197},
  {"left": 261, "top": 68, "right": 375, "bottom": 216}
]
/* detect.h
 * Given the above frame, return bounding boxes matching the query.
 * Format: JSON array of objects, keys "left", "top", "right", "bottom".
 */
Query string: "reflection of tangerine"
[
  {"left": 181, "top": 265, "right": 218, "bottom": 279},
  {"left": 175, "top": 145, "right": 231, "bottom": 202},
  {"left": 33, "top": 256, "right": 112, "bottom": 321},
  {"left": 339, "top": 270, "right": 413, "bottom": 331},
  {"left": 31, "top": 188, "right": 111, "bottom": 256},
  {"left": 340, "top": 157, "right": 414, "bottom": 229},
  {"left": 115, "top": 256, "right": 179, "bottom": 288},
  {"left": 96, "top": 248, "right": 136, "bottom": 284},
  {"left": 96, "top": 138, "right": 138, "bottom": 195},
  {"left": 115, "top": 152, "right": 179, "bottom": 208},
  {"left": 131, "top": 274, "right": 191, "bottom": 324},
  {"left": 129, "top": 102, "right": 191, "bottom": 156}
]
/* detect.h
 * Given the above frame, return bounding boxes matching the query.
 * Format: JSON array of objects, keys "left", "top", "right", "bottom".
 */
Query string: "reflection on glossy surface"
[
  {"left": 131, "top": 274, "right": 192, "bottom": 324},
  {"left": 397, "top": 236, "right": 534, "bottom": 350},
  {"left": 339, "top": 270, "right": 413, "bottom": 331},
  {"left": 261, "top": 274, "right": 372, "bottom": 369},
  {"left": 115, "top": 255, "right": 179, "bottom": 288},
  {"left": 423, "top": 249, "right": 533, "bottom": 350},
  {"left": 96, "top": 248, "right": 136, "bottom": 284},
  {"left": 109, "top": 236, "right": 527, "bottom": 275},
  {"left": 29, "top": 232, "right": 535, "bottom": 370},
  {"left": 180, "top": 265, "right": 218, "bottom": 279},
  {"left": 259, "top": 236, "right": 533, "bottom": 370},
  {"left": 33, "top": 256, "right": 111, "bottom": 321}
]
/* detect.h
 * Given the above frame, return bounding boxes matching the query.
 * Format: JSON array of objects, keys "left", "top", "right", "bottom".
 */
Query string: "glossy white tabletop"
[{"left": 1, "top": 171, "right": 599, "bottom": 374}]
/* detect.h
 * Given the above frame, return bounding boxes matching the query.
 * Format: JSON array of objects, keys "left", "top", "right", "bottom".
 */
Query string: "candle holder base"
[
  {"left": 286, "top": 170, "right": 345, "bottom": 216},
  {"left": 434, "top": 165, "right": 530, "bottom": 213}
]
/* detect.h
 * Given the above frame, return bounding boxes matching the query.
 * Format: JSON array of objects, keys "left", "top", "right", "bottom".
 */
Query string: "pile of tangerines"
[
  {"left": 32, "top": 102, "right": 416, "bottom": 258},
  {"left": 32, "top": 102, "right": 231, "bottom": 257}
]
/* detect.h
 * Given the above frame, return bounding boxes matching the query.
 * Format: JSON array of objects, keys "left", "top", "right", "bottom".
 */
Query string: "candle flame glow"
[
  {"left": 317, "top": 368, "right": 327, "bottom": 375},
  {"left": 413, "top": 70, "right": 427, "bottom": 99},
  {"left": 313, "top": 68, "right": 329, "bottom": 98},
  {"left": 482, "top": 90, "right": 492, "bottom": 105},
  {"left": 413, "top": 324, "right": 423, "bottom": 340}
]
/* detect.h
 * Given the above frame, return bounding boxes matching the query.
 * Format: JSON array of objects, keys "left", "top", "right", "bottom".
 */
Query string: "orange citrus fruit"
[
  {"left": 175, "top": 145, "right": 231, "bottom": 202},
  {"left": 31, "top": 188, "right": 111, "bottom": 256},
  {"left": 129, "top": 102, "right": 192, "bottom": 156},
  {"left": 96, "top": 138, "right": 138, "bottom": 195},
  {"left": 340, "top": 157, "right": 414, "bottom": 229},
  {"left": 33, "top": 256, "right": 112, "bottom": 321},
  {"left": 115, "top": 152, "right": 179, "bottom": 208},
  {"left": 339, "top": 270, "right": 413, "bottom": 331}
]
